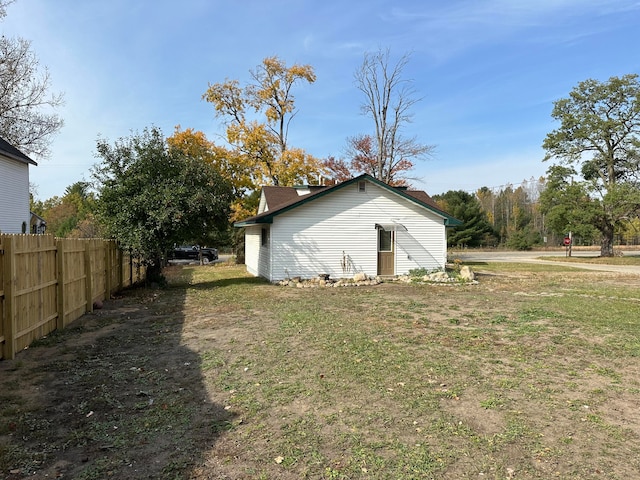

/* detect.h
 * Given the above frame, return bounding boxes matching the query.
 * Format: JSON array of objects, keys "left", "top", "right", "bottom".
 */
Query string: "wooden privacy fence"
[{"left": 0, "top": 234, "right": 146, "bottom": 360}]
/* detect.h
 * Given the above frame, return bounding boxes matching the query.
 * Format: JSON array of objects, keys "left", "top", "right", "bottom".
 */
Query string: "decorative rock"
[
  {"left": 274, "top": 273, "right": 386, "bottom": 288},
  {"left": 459, "top": 265, "right": 475, "bottom": 281},
  {"left": 426, "top": 271, "right": 449, "bottom": 282},
  {"left": 353, "top": 272, "right": 367, "bottom": 282}
]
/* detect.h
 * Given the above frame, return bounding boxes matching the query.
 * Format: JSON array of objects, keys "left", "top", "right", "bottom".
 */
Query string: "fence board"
[
  {"left": 89, "top": 239, "right": 106, "bottom": 306},
  {"left": 7, "top": 235, "right": 58, "bottom": 354},
  {"left": 1, "top": 236, "right": 14, "bottom": 359},
  {"left": 0, "top": 235, "right": 4, "bottom": 348},
  {"left": 1, "top": 234, "right": 145, "bottom": 359},
  {"left": 61, "top": 238, "right": 87, "bottom": 327}
]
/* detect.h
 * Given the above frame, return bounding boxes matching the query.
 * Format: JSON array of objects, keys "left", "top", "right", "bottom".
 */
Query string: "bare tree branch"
[
  {"left": 353, "top": 48, "right": 432, "bottom": 184},
  {"left": 0, "top": 11, "right": 64, "bottom": 158}
]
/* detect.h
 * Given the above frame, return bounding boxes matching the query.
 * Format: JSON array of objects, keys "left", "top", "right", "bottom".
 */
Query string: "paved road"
[{"left": 452, "top": 249, "right": 640, "bottom": 275}]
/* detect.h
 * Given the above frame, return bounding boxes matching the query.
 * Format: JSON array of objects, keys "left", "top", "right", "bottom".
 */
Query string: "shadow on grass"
[
  {"left": 188, "top": 275, "right": 269, "bottom": 291},
  {"left": 0, "top": 267, "right": 235, "bottom": 479}
]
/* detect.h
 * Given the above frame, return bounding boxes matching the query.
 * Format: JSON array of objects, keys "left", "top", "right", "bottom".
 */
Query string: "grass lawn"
[
  {"left": 539, "top": 255, "right": 640, "bottom": 265},
  {"left": 1, "top": 262, "right": 640, "bottom": 479}
]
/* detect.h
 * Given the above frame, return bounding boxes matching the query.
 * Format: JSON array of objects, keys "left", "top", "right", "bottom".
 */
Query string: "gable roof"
[
  {"left": 235, "top": 174, "right": 461, "bottom": 227},
  {"left": 0, "top": 136, "right": 37, "bottom": 166}
]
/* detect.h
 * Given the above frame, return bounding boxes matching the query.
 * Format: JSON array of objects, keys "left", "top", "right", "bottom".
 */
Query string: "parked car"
[{"left": 170, "top": 245, "right": 218, "bottom": 262}]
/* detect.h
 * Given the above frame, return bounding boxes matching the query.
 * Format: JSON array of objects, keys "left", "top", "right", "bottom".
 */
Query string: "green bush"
[{"left": 505, "top": 229, "right": 541, "bottom": 250}]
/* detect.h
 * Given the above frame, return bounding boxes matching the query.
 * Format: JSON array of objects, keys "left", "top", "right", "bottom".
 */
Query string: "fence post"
[
  {"left": 85, "top": 241, "right": 93, "bottom": 313},
  {"left": 105, "top": 241, "right": 112, "bottom": 298},
  {"left": 117, "top": 245, "right": 123, "bottom": 291},
  {"left": 1, "top": 236, "right": 15, "bottom": 359},
  {"left": 56, "top": 238, "right": 65, "bottom": 329}
]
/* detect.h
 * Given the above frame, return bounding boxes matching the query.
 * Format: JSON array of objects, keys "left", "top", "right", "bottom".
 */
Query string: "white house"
[
  {"left": 234, "top": 174, "right": 461, "bottom": 282},
  {"left": 0, "top": 137, "right": 37, "bottom": 234}
]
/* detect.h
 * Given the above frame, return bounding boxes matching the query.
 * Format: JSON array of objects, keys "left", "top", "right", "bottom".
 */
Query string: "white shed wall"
[
  {"left": 266, "top": 181, "right": 446, "bottom": 281},
  {"left": 244, "top": 225, "right": 272, "bottom": 279},
  {"left": 244, "top": 226, "right": 262, "bottom": 277},
  {"left": 0, "top": 157, "right": 30, "bottom": 234}
]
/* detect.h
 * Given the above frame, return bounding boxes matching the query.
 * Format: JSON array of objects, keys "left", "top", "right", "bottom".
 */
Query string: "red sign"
[{"left": 563, "top": 236, "right": 572, "bottom": 246}]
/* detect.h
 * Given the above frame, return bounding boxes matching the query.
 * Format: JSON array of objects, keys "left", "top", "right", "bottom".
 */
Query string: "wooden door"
[{"left": 377, "top": 228, "right": 394, "bottom": 275}]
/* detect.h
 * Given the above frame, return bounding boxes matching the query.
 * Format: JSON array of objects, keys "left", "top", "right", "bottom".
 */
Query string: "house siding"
[
  {"left": 265, "top": 181, "right": 446, "bottom": 281},
  {"left": 0, "top": 156, "right": 30, "bottom": 234},
  {"left": 258, "top": 226, "right": 271, "bottom": 279},
  {"left": 244, "top": 225, "right": 272, "bottom": 279},
  {"left": 244, "top": 226, "right": 262, "bottom": 277}
]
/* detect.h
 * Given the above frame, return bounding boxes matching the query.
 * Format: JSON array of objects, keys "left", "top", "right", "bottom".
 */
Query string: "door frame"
[{"left": 377, "top": 226, "right": 395, "bottom": 276}]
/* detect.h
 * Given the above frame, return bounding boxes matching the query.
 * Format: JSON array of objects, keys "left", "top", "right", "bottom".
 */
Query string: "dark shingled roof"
[
  {"left": 0, "top": 136, "right": 37, "bottom": 166},
  {"left": 403, "top": 190, "right": 441, "bottom": 211},
  {"left": 261, "top": 185, "right": 329, "bottom": 212}
]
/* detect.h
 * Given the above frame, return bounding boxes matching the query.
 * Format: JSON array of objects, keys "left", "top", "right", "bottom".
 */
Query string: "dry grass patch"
[{"left": 1, "top": 263, "right": 640, "bottom": 479}]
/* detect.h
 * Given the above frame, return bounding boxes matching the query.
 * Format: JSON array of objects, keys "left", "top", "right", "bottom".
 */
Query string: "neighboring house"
[
  {"left": 234, "top": 174, "right": 461, "bottom": 282},
  {"left": 0, "top": 137, "right": 37, "bottom": 234},
  {"left": 30, "top": 211, "right": 47, "bottom": 234}
]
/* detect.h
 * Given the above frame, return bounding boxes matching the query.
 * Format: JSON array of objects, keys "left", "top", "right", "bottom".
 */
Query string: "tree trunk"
[
  {"left": 146, "top": 256, "right": 165, "bottom": 284},
  {"left": 600, "top": 223, "right": 615, "bottom": 257}
]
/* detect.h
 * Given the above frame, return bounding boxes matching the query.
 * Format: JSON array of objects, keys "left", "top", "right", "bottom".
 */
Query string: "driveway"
[
  {"left": 167, "top": 254, "right": 234, "bottom": 266},
  {"left": 452, "top": 249, "right": 640, "bottom": 275}
]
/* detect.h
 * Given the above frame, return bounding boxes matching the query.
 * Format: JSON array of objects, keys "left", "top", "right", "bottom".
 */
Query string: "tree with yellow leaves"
[
  {"left": 169, "top": 126, "right": 262, "bottom": 222},
  {"left": 203, "top": 56, "right": 324, "bottom": 189}
]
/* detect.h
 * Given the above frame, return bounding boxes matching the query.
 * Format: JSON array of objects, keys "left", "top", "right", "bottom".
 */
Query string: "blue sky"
[{"left": 3, "top": 0, "right": 639, "bottom": 200}]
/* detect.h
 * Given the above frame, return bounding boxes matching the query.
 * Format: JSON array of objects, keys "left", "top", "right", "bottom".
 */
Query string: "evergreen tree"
[{"left": 433, "top": 190, "right": 498, "bottom": 248}]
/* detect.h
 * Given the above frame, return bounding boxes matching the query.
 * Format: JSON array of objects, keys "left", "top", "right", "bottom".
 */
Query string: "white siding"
[
  {"left": 395, "top": 223, "right": 446, "bottom": 274},
  {"left": 257, "top": 191, "right": 268, "bottom": 214},
  {"left": 0, "top": 157, "right": 30, "bottom": 234},
  {"left": 244, "top": 225, "right": 272, "bottom": 279},
  {"left": 266, "top": 181, "right": 446, "bottom": 281},
  {"left": 244, "top": 226, "right": 261, "bottom": 276},
  {"left": 258, "top": 226, "right": 271, "bottom": 279}
]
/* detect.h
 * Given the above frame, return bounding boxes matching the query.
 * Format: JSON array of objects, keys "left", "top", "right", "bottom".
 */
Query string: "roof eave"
[
  {"left": 1, "top": 151, "right": 37, "bottom": 166},
  {"left": 233, "top": 217, "right": 274, "bottom": 227}
]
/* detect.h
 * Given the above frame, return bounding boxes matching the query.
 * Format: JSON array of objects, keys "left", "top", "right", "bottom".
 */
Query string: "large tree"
[
  {"left": 353, "top": 48, "right": 433, "bottom": 184},
  {"left": 538, "top": 165, "right": 599, "bottom": 245},
  {"left": 323, "top": 133, "right": 416, "bottom": 186},
  {"left": 0, "top": 0, "right": 64, "bottom": 157},
  {"left": 542, "top": 74, "right": 640, "bottom": 256},
  {"left": 203, "top": 56, "right": 324, "bottom": 190},
  {"left": 93, "top": 127, "right": 233, "bottom": 281},
  {"left": 168, "top": 126, "right": 255, "bottom": 222}
]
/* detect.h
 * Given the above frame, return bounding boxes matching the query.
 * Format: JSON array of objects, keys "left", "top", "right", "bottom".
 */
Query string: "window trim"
[{"left": 378, "top": 228, "right": 393, "bottom": 252}]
